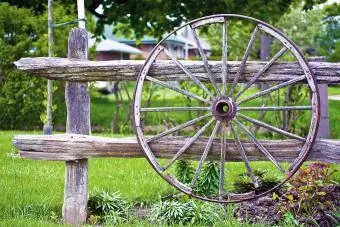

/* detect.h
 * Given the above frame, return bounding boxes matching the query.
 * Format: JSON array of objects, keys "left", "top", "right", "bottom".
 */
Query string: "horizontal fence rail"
[
  {"left": 14, "top": 57, "right": 340, "bottom": 83},
  {"left": 13, "top": 134, "right": 340, "bottom": 163}
]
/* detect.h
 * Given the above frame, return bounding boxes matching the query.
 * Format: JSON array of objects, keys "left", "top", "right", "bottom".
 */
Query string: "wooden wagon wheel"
[{"left": 133, "top": 14, "right": 319, "bottom": 203}]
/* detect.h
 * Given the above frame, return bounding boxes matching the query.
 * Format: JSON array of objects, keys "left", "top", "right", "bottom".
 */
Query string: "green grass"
[
  {"left": 53, "top": 84, "right": 340, "bottom": 139},
  {"left": 0, "top": 131, "right": 173, "bottom": 225},
  {"left": 328, "top": 86, "right": 340, "bottom": 96},
  {"left": 1, "top": 130, "right": 339, "bottom": 226},
  {"left": 91, "top": 85, "right": 340, "bottom": 138},
  {"left": 329, "top": 100, "right": 340, "bottom": 138}
]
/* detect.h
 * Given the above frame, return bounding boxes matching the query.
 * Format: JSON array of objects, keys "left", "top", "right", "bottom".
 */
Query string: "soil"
[{"left": 234, "top": 195, "right": 280, "bottom": 225}]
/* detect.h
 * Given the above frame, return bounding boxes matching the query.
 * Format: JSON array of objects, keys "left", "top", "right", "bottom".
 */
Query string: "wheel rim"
[{"left": 133, "top": 14, "right": 320, "bottom": 203}]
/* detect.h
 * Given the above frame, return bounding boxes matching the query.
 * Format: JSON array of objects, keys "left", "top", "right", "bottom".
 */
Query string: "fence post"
[
  {"left": 309, "top": 57, "right": 329, "bottom": 138},
  {"left": 317, "top": 84, "right": 329, "bottom": 138},
  {"left": 62, "top": 27, "right": 90, "bottom": 225}
]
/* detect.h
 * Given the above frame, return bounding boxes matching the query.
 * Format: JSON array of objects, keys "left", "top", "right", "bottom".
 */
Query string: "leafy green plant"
[
  {"left": 102, "top": 210, "right": 128, "bottom": 225},
  {"left": 196, "top": 161, "right": 220, "bottom": 196},
  {"left": 149, "top": 199, "right": 225, "bottom": 225},
  {"left": 175, "top": 161, "right": 220, "bottom": 196},
  {"left": 149, "top": 200, "right": 191, "bottom": 225},
  {"left": 282, "top": 212, "right": 300, "bottom": 226},
  {"left": 174, "top": 160, "right": 195, "bottom": 185},
  {"left": 274, "top": 162, "right": 339, "bottom": 226},
  {"left": 87, "top": 189, "right": 130, "bottom": 225},
  {"left": 189, "top": 201, "right": 224, "bottom": 225},
  {"left": 233, "top": 169, "right": 280, "bottom": 193}
]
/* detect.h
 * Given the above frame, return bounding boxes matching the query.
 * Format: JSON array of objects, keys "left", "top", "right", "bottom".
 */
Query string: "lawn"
[
  {"left": 77, "top": 84, "right": 340, "bottom": 139},
  {"left": 0, "top": 131, "right": 176, "bottom": 225},
  {"left": 1, "top": 85, "right": 339, "bottom": 226}
]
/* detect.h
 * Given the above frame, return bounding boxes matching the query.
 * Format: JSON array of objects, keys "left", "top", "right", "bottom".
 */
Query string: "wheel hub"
[{"left": 211, "top": 96, "right": 237, "bottom": 121}]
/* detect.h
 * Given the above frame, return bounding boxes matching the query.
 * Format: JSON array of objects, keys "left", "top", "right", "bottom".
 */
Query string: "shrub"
[
  {"left": 87, "top": 189, "right": 130, "bottom": 225},
  {"left": 0, "top": 3, "right": 46, "bottom": 129},
  {"left": 0, "top": 70, "right": 46, "bottom": 129},
  {"left": 233, "top": 169, "right": 280, "bottom": 194},
  {"left": 274, "top": 162, "right": 339, "bottom": 226}
]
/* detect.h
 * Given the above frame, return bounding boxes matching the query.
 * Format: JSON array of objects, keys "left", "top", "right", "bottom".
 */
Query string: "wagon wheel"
[{"left": 133, "top": 14, "right": 319, "bottom": 203}]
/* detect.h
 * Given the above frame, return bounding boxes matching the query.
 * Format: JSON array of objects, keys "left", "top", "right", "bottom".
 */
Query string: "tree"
[
  {"left": 0, "top": 3, "right": 46, "bottom": 129},
  {"left": 90, "top": 0, "right": 326, "bottom": 40},
  {"left": 0, "top": 2, "right": 88, "bottom": 129},
  {"left": 5, "top": 0, "right": 327, "bottom": 40},
  {"left": 316, "top": 3, "right": 340, "bottom": 62}
]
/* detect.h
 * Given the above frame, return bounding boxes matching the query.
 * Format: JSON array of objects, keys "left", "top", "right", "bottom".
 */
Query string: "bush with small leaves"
[{"left": 274, "top": 162, "right": 339, "bottom": 226}]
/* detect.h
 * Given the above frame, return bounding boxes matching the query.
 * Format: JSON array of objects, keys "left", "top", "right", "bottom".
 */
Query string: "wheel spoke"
[
  {"left": 221, "top": 18, "right": 228, "bottom": 96},
  {"left": 237, "top": 113, "right": 306, "bottom": 141},
  {"left": 191, "top": 121, "right": 221, "bottom": 188},
  {"left": 228, "top": 26, "right": 259, "bottom": 96},
  {"left": 147, "top": 113, "right": 212, "bottom": 143},
  {"left": 163, "top": 48, "right": 213, "bottom": 98},
  {"left": 191, "top": 26, "right": 220, "bottom": 95},
  {"left": 141, "top": 106, "right": 210, "bottom": 112},
  {"left": 229, "top": 121, "right": 259, "bottom": 188},
  {"left": 233, "top": 118, "right": 285, "bottom": 173},
  {"left": 219, "top": 123, "right": 227, "bottom": 198},
  {"left": 237, "top": 75, "right": 306, "bottom": 105},
  {"left": 238, "top": 106, "right": 312, "bottom": 111},
  {"left": 145, "top": 76, "right": 209, "bottom": 103},
  {"left": 234, "top": 47, "right": 288, "bottom": 100},
  {"left": 163, "top": 118, "right": 215, "bottom": 171}
]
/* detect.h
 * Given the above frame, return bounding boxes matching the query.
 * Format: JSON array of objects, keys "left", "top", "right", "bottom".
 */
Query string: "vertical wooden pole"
[
  {"left": 43, "top": 0, "right": 54, "bottom": 135},
  {"left": 260, "top": 34, "right": 270, "bottom": 61},
  {"left": 62, "top": 28, "right": 90, "bottom": 225},
  {"left": 309, "top": 57, "right": 329, "bottom": 139},
  {"left": 317, "top": 84, "right": 329, "bottom": 138}
]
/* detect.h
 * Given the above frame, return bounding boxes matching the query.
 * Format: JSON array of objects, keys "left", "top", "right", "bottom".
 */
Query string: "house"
[
  {"left": 113, "top": 34, "right": 211, "bottom": 60},
  {"left": 89, "top": 36, "right": 142, "bottom": 61},
  {"left": 100, "top": 25, "right": 211, "bottom": 60},
  {"left": 90, "top": 4, "right": 211, "bottom": 61}
]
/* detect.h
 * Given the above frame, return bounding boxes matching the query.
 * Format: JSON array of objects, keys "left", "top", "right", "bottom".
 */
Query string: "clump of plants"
[
  {"left": 87, "top": 189, "right": 130, "bottom": 225},
  {"left": 274, "top": 162, "right": 339, "bottom": 226},
  {"left": 233, "top": 169, "right": 281, "bottom": 194},
  {"left": 149, "top": 199, "right": 224, "bottom": 225},
  {"left": 175, "top": 160, "right": 220, "bottom": 196}
]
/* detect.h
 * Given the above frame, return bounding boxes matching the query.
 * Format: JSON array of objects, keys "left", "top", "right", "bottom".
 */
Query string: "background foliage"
[
  {"left": 0, "top": 2, "right": 95, "bottom": 130},
  {"left": 0, "top": 3, "right": 46, "bottom": 129}
]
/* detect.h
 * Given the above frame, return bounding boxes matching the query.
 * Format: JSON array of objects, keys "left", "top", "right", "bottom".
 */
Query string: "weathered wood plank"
[
  {"left": 13, "top": 134, "right": 340, "bottom": 163},
  {"left": 14, "top": 57, "right": 340, "bottom": 83},
  {"left": 63, "top": 27, "right": 89, "bottom": 225}
]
